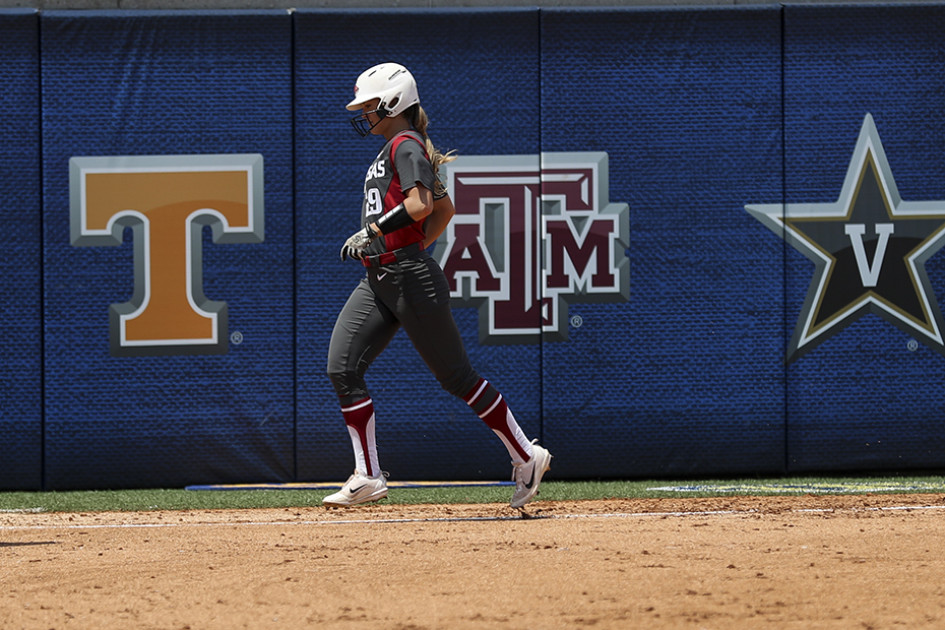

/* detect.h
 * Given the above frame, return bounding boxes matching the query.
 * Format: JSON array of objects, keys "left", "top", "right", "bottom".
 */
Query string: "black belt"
[{"left": 361, "top": 242, "right": 423, "bottom": 268}]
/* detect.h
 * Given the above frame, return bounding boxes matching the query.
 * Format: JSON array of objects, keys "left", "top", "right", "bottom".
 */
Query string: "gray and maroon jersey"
[{"left": 361, "top": 130, "right": 435, "bottom": 256}]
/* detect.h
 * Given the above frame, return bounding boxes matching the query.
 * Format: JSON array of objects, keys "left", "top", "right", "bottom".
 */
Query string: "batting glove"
[{"left": 340, "top": 225, "right": 377, "bottom": 261}]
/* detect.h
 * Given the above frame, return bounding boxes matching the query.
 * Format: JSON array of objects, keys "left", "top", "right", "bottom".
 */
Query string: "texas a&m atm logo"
[
  {"left": 69, "top": 154, "right": 264, "bottom": 356},
  {"left": 435, "top": 152, "right": 629, "bottom": 344}
]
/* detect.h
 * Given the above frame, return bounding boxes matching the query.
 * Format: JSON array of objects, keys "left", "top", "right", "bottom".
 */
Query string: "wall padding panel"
[
  {"left": 41, "top": 10, "right": 295, "bottom": 489},
  {"left": 0, "top": 10, "right": 43, "bottom": 490},
  {"left": 294, "top": 9, "right": 542, "bottom": 481},
  {"left": 781, "top": 4, "right": 945, "bottom": 472},
  {"left": 540, "top": 7, "right": 787, "bottom": 477}
]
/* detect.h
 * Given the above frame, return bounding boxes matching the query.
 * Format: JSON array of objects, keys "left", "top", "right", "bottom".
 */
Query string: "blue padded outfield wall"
[{"left": 2, "top": 4, "right": 945, "bottom": 489}]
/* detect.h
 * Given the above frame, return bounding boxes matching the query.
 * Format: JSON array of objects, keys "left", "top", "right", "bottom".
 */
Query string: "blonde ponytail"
[{"left": 407, "top": 104, "right": 456, "bottom": 196}]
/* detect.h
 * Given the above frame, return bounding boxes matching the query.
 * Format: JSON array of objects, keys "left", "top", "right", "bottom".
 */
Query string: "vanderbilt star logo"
[{"left": 747, "top": 114, "right": 945, "bottom": 361}]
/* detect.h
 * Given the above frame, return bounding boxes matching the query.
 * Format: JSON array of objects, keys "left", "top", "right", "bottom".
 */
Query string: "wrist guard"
[{"left": 375, "top": 203, "right": 414, "bottom": 235}]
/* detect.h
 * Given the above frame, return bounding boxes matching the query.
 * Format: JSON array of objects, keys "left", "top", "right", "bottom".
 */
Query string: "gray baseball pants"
[{"left": 326, "top": 251, "right": 480, "bottom": 407}]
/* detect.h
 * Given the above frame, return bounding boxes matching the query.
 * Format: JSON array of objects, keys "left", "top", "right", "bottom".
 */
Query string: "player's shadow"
[{"left": 0, "top": 541, "right": 59, "bottom": 547}]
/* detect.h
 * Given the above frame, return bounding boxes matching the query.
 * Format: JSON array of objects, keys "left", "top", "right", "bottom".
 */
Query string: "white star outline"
[{"left": 746, "top": 113, "right": 945, "bottom": 360}]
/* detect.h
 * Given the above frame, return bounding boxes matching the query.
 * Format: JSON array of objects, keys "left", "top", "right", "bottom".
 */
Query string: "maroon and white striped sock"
[
  {"left": 341, "top": 397, "right": 379, "bottom": 477},
  {"left": 464, "top": 378, "right": 534, "bottom": 465}
]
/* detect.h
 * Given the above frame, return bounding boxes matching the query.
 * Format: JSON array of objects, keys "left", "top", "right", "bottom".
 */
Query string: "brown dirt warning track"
[{"left": 3, "top": 494, "right": 945, "bottom": 629}]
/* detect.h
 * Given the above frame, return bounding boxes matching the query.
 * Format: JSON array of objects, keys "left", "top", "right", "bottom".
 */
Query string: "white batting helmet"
[{"left": 346, "top": 62, "right": 420, "bottom": 118}]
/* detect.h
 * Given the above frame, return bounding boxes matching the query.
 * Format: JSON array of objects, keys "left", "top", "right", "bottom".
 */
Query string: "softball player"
[{"left": 324, "top": 62, "right": 552, "bottom": 509}]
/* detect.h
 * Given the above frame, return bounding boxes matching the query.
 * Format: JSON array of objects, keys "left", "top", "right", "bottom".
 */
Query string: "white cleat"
[
  {"left": 510, "top": 442, "right": 552, "bottom": 509},
  {"left": 322, "top": 470, "right": 388, "bottom": 507}
]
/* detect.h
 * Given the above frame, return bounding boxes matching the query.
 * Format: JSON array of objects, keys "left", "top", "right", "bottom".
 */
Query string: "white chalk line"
[{"left": 2, "top": 504, "right": 945, "bottom": 532}]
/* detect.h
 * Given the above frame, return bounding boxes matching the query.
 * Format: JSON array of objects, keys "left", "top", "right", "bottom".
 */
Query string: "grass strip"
[{"left": 1, "top": 475, "right": 945, "bottom": 513}]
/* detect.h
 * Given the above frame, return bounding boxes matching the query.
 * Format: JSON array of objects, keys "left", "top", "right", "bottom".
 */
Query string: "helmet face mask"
[
  {"left": 349, "top": 104, "right": 388, "bottom": 138},
  {"left": 350, "top": 110, "right": 378, "bottom": 137},
  {"left": 346, "top": 63, "right": 419, "bottom": 137}
]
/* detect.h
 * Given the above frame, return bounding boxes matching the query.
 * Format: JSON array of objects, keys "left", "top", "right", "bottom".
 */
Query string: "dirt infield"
[{"left": 3, "top": 493, "right": 945, "bottom": 629}]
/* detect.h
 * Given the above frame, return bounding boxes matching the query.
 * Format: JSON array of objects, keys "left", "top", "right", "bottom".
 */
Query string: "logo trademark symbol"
[
  {"left": 230, "top": 331, "right": 244, "bottom": 345},
  {"left": 570, "top": 315, "right": 583, "bottom": 329}
]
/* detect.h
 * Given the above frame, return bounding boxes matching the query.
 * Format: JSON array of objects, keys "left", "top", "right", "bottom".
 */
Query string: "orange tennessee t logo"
[{"left": 69, "top": 154, "right": 265, "bottom": 356}]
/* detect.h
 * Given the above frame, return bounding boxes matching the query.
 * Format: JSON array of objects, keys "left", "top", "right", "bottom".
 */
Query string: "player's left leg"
[
  {"left": 462, "top": 377, "right": 533, "bottom": 464},
  {"left": 391, "top": 255, "right": 552, "bottom": 505},
  {"left": 462, "top": 377, "right": 552, "bottom": 508}
]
